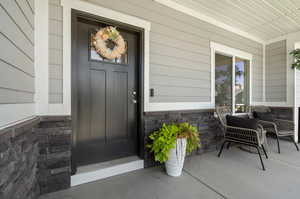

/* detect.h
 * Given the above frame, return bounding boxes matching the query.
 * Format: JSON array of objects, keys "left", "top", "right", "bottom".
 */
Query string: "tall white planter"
[{"left": 165, "top": 138, "right": 187, "bottom": 177}]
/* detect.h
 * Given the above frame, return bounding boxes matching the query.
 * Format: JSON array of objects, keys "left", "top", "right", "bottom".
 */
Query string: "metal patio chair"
[
  {"left": 251, "top": 106, "right": 299, "bottom": 154},
  {"left": 216, "top": 106, "right": 268, "bottom": 170}
]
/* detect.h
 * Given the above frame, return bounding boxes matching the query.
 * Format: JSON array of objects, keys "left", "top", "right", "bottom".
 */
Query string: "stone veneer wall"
[
  {"left": 0, "top": 118, "right": 40, "bottom": 199},
  {"left": 143, "top": 109, "right": 223, "bottom": 167},
  {"left": 0, "top": 110, "right": 223, "bottom": 197},
  {"left": 36, "top": 116, "right": 72, "bottom": 194},
  {"left": 269, "top": 107, "right": 293, "bottom": 120}
]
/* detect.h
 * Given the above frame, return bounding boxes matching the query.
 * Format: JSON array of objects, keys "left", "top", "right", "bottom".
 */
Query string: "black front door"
[{"left": 74, "top": 16, "right": 139, "bottom": 166}]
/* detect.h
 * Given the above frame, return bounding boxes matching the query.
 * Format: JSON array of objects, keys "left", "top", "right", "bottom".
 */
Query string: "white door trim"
[{"left": 40, "top": 0, "right": 151, "bottom": 115}]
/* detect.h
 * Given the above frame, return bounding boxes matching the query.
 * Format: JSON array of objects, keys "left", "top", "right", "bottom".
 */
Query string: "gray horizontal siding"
[
  {"left": 27, "top": 0, "right": 34, "bottom": 13},
  {"left": 49, "top": 0, "right": 63, "bottom": 104},
  {"left": 0, "top": 88, "right": 34, "bottom": 104},
  {"left": 50, "top": 0, "right": 263, "bottom": 103},
  {"left": 86, "top": 0, "right": 263, "bottom": 103},
  {"left": 0, "top": 60, "right": 34, "bottom": 93},
  {"left": 0, "top": 0, "right": 35, "bottom": 104},
  {"left": 15, "top": 0, "right": 34, "bottom": 28},
  {"left": 265, "top": 40, "right": 287, "bottom": 102}
]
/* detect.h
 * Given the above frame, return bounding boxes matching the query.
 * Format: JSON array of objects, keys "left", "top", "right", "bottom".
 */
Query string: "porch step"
[{"left": 71, "top": 156, "right": 144, "bottom": 186}]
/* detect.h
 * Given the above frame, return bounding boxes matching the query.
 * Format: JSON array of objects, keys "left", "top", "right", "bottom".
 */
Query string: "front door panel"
[{"left": 75, "top": 17, "right": 139, "bottom": 166}]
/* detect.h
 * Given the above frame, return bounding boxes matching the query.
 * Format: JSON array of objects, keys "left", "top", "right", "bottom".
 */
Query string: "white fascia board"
[
  {"left": 148, "top": 102, "right": 214, "bottom": 112},
  {"left": 0, "top": 104, "right": 35, "bottom": 129},
  {"left": 154, "top": 0, "right": 265, "bottom": 44}
]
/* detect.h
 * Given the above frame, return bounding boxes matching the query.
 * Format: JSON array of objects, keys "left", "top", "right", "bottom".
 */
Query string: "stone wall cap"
[
  {"left": 39, "top": 116, "right": 71, "bottom": 122},
  {"left": 0, "top": 117, "right": 40, "bottom": 137},
  {"left": 144, "top": 109, "right": 215, "bottom": 116}
]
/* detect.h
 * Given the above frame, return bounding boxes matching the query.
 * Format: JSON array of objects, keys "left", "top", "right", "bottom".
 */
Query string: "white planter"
[{"left": 165, "top": 138, "right": 187, "bottom": 177}]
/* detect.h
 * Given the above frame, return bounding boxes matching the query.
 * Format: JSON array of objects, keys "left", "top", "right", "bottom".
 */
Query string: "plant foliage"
[
  {"left": 290, "top": 49, "right": 300, "bottom": 70},
  {"left": 147, "top": 122, "right": 200, "bottom": 163},
  {"left": 178, "top": 122, "right": 201, "bottom": 154}
]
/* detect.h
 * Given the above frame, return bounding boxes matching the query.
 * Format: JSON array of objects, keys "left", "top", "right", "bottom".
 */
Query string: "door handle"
[
  {"left": 132, "top": 99, "right": 137, "bottom": 104},
  {"left": 132, "top": 91, "right": 137, "bottom": 97}
]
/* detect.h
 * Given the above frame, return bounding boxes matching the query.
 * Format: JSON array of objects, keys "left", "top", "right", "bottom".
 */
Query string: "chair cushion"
[
  {"left": 253, "top": 111, "right": 274, "bottom": 122},
  {"left": 226, "top": 115, "right": 258, "bottom": 130}
]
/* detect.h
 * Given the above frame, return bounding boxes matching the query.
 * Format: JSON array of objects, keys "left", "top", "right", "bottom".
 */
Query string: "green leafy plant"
[
  {"left": 290, "top": 49, "right": 300, "bottom": 70},
  {"left": 147, "top": 122, "right": 200, "bottom": 163},
  {"left": 178, "top": 122, "right": 201, "bottom": 154}
]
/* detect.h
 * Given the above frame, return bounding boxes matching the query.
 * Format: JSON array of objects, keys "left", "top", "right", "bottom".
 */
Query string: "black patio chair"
[
  {"left": 251, "top": 106, "right": 299, "bottom": 154},
  {"left": 216, "top": 106, "right": 268, "bottom": 170}
]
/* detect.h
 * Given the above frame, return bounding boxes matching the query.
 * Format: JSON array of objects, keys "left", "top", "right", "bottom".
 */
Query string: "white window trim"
[{"left": 210, "top": 42, "right": 253, "bottom": 113}]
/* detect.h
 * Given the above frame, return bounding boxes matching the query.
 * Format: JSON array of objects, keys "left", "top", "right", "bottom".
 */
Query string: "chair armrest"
[
  {"left": 257, "top": 120, "right": 277, "bottom": 131},
  {"left": 225, "top": 125, "right": 262, "bottom": 145},
  {"left": 274, "top": 119, "right": 294, "bottom": 130},
  {"left": 274, "top": 119, "right": 293, "bottom": 124}
]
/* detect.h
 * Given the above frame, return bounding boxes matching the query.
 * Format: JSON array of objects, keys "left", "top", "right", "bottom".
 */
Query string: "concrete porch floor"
[{"left": 40, "top": 139, "right": 300, "bottom": 199}]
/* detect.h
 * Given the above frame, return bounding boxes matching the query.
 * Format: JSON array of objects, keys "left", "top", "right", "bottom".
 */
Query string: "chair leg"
[
  {"left": 218, "top": 141, "right": 227, "bottom": 157},
  {"left": 289, "top": 136, "right": 299, "bottom": 151},
  {"left": 226, "top": 142, "right": 231, "bottom": 150},
  {"left": 261, "top": 145, "right": 268, "bottom": 159},
  {"left": 275, "top": 134, "right": 280, "bottom": 154},
  {"left": 256, "top": 146, "right": 265, "bottom": 171}
]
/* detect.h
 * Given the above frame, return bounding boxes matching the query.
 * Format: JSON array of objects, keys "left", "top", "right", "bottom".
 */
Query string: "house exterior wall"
[
  {"left": 0, "top": 0, "right": 35, "bottom": 127},
  {"left": 0, "top": 0, "right": 35, "bottom": 103},
  {"left": 265, "top": 40, "right": 287, "bottom": 102},
  {"left": 37, "top": 116, "right": 71, "bottom": 194},
  {"left": 48, "top": 0, "right": 264, "bottom": 105},
  {"left": 0, "top": 118, "right": 40, "bottom": 199}
]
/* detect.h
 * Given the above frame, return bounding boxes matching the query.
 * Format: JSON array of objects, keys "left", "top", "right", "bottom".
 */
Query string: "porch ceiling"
[{"left": 168, "top": 0, "right": 300, "bottom": 42}]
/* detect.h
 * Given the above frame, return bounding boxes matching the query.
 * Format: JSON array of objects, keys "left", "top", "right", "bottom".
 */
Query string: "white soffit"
[{"left": 155, "top": 0, "right": 300, "bottom": 44}]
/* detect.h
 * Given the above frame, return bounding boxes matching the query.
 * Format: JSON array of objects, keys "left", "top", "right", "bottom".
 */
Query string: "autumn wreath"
[{"left": 92, "top": 26, "right": 126, "bottom": 60}]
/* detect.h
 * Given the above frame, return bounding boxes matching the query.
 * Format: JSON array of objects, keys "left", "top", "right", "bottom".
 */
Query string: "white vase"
[{"left": 165, "top": 138, "right": 187, "bottom": 177}]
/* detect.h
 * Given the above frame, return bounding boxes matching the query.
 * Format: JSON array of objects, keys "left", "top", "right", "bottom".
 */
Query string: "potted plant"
[
  {"left": 290, "top": 49, "right": 300, "bottom": 69},
  {"left": 147, "top": 122, "right": 200, "bottom": 177}
]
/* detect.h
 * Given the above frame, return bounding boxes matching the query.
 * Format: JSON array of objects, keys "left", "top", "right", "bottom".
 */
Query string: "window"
[
  {"left": 90, "top": 31, "right": 128, "bottom": 64},
  {"left": 215, "top": 54, "right": 232, "bottom": 108},
  {"left": 212, "top": 42, "right": 252, "bottom": 114},
  {"left": 235, "top": 57, "right": 250, "bottom": 113}
]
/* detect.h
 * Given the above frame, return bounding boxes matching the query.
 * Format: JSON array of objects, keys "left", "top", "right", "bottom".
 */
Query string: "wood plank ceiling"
[{"left": 172, "top": 0, "right": 300, "bottom": 42}]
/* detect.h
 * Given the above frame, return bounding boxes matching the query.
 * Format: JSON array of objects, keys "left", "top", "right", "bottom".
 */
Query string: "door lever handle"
[{"left": 132, "top": 99, "right": 137, "bottom": 104}]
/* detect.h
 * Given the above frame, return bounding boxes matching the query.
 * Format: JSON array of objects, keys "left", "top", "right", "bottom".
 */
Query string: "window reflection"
[
  {"left": 235, "top": 58, "right": 250, "bottom": 113},
  {"left": 215, "top": 53, "right": 233, "bottom": 108}
]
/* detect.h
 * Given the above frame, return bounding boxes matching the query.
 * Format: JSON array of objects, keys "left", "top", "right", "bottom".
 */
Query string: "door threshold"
[{"left": 71, "top": 156, "right": 144, "bottom": 186}]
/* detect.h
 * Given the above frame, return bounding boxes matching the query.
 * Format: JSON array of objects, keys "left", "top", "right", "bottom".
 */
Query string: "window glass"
[
  {"left": 215, "top": 53, "right": 233, "bottom": 108},
  {"left": 235, "top": 57, "right": 250, "bottom": 113}
]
